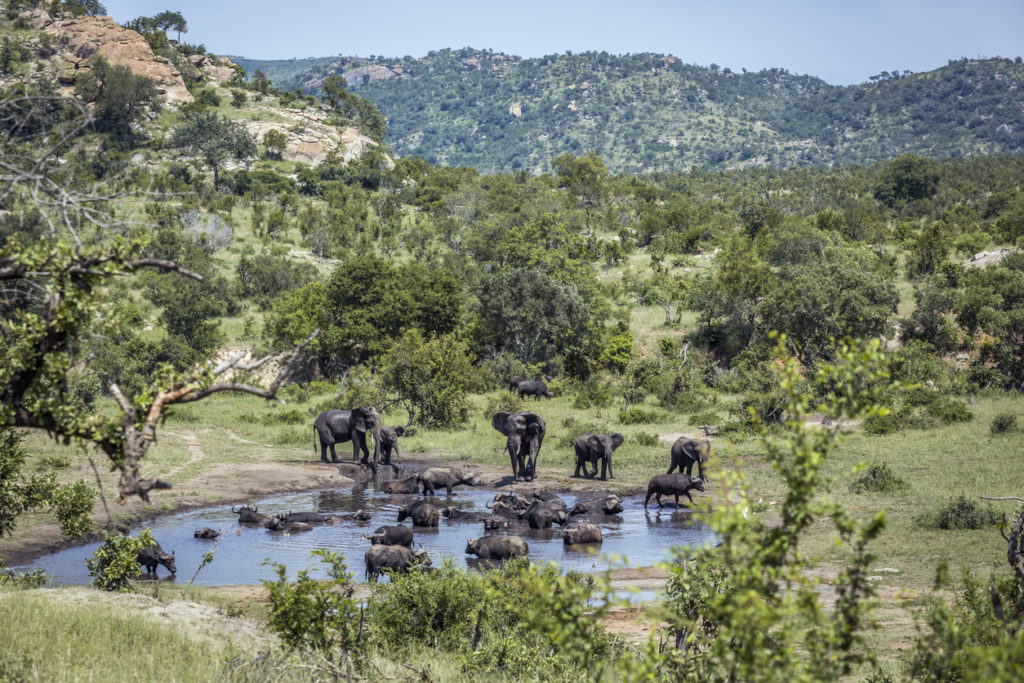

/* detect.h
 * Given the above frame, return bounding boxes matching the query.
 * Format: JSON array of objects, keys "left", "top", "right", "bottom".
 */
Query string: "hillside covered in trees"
[{"left": 234, "top": 48, "right": 1024, "bottom": 173}]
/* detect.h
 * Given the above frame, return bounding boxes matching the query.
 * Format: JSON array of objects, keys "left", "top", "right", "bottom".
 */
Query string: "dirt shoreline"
[{"left": 0, "top": 453, "right": 652, "bottom": 567}]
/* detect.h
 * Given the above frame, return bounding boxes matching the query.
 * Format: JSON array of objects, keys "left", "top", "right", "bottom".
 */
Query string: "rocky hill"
[
  {"left": 237, "top": 48, "right": 1024, "bottom": 173},
  {"left": 2, "top": 8, "right": 381, "bottom": 169}
]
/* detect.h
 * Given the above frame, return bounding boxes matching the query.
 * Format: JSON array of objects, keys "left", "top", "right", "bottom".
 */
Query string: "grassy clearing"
[{"left": 0, "top": 589, "right": 235, "bottom": 682}]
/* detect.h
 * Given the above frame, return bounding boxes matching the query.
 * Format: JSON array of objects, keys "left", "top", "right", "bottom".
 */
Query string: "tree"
[
  {"left": 74, "top": 57, "right": 159, "bottom": 138},
  {"left": 874, "top": 153, "right": 940, "bottom": 206},
  {"left": 171, "top": 111, "right": 256, "bottom": 184},
  {"left": 63, "top": 0, "right": 107, "bottom": 16},
  {"left": 0, "top": 89, "right": 316, "bottom": 513},
  {"left": 153, "top": 10, "right": 187, "bottom": 42},
  {"left": 262, "top": 128, "right": 287, "bottom": 160},
  {"left": 381, "top": 329, "right": 475, "bottom": 427}
]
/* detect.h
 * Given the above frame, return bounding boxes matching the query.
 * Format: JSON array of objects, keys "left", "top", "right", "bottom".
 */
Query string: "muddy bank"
[{"left": 0, "top": 453, "right": 664, "bottom": 567}]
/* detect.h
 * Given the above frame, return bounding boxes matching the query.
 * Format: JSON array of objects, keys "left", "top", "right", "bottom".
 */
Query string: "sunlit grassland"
[{"left": 0, "top": 589, "right": 236, "bottom": 682}]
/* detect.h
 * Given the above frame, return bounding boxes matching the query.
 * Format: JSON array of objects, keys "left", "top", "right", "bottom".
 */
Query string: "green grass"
[{"left": 0, "top": 589, "right": 236, "bottom": 682}]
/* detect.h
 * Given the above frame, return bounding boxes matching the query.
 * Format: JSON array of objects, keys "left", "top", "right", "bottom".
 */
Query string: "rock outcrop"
[
  {"left": 341, "top": 64, "right": 398, "bottom": 88},
  {"left": 245, "top": 108, "right": 386, "bottom": 166},
  {"left": 187, "top": 53, "right": 238, "bottom": 87},
  {"left": 27, "top": 10, "right": 193, "bottom": 103}
]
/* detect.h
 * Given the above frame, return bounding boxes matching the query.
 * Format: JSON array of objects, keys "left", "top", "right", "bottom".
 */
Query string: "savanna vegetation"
[{"left": 1, "top": 3, "right": 1024, "bottom": 681}]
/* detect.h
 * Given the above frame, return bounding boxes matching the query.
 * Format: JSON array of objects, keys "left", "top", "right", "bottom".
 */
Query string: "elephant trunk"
[{"left": 371, "top": 423, "right": 381, "bottom": 464}]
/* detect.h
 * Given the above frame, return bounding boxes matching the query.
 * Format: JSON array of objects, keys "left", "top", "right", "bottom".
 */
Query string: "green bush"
[
  {"left": 850, "top": 462, "right": 910, "bottom": 494},
  {"left": 86, "top": 529, "right": 155, "bottom": 592},
  {"left": 50, "top": 482, "right": 96, "bottom": 539},
  {"left": 989, "top": 413, "right": 1017, "bottom": 435},
  {"left": 618, "top": 407, "right": 665, "bottom": 424},
  {"left": 263, "top": 549, "right": 361, "bottom": 659},
  {"left": 0, "top": 565, "right": 48, "bottom": 589},
  {"left": 572, "top": 376, "right": 614, "bottom": 409},
  {"left": 633, "top": 431, "right": 661, "bottom": 447},
  {"left": 485, "top": 392, "right": 523, "bottom": 416},
  {"left": 925, "top": 396, "right": 973, "bottom": 423},
  {"left": 918, "top": 496, "right": 999, "bottom": 530}
]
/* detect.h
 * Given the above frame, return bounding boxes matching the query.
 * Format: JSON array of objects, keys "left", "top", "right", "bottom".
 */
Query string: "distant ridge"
[{"left": 233, "top": 49, "right": 1024, "bottom": 173}]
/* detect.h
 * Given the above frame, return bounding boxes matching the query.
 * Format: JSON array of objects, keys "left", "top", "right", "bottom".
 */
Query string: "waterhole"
[{"left": 20, "top": 483, "right": 715, "bottom": 585}]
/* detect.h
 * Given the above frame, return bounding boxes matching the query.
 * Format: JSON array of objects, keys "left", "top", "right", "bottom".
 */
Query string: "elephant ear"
[
  {"left": 492, "top": 411, "right": 512, "bottom": 434},
  {"left": 700, "top": 439, "right": 711, "bottom": 462},
  {"left": 586, "top": 434, "right": 605, "bottom": 453},
  {"left": 352, "top": 409, "right": 367, "bottom": 432},
  {"left": 610, "top": 433, "right": 625, "bottom": 450},
  {"left": 393, "top": 426, "right": 405, "bottom": 437}
]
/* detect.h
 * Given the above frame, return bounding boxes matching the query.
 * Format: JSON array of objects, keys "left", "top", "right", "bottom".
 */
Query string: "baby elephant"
[
  {"left": 644, "top": 473, "right": 705, "bottom": 508},
  {"left": 420, "top": 467, "right": 475, "bottom": 496},
  {"left": 465, "top": 535, "right": 529, "bottom": 560},
  {"left": 378, "top": 425, "right": 404, "bottom": 472}
]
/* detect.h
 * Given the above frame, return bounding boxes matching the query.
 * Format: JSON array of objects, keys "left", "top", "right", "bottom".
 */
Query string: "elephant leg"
[
  {"left": 329, "top": 443, "right": 339, "bottom": 463},
  {"left": 667, "top": 460, "right": 677, "bottom": 475},
  {"left": 599, "top": 457, "right": 608, "bottom": 481},
  {"left": 573, "top": 458, "right": 583, "bottom": 478},
  {"left": 319, "top": 439, "right": 329, "bottom": 463}
]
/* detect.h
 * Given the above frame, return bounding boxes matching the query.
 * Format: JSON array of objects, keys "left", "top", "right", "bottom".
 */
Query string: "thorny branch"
[{"left": 980, "top": 496, "right": 1024, "bottom": 631}]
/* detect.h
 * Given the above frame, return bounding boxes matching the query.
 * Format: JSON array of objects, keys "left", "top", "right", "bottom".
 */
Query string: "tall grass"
[{"left": 0, "top": 590, "right": 234, "bottom": 682}]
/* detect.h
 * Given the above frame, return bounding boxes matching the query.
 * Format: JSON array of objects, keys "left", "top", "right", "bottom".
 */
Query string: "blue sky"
[{"left": 103, "top": 0, "right": 1024, "bottom": 85}]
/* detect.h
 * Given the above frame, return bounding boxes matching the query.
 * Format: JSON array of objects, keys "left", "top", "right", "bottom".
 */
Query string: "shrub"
[
  {"left": 86, "top": 529, "right": 155, "bottom": 592},
  {"left": 0, "top": 566, "right": 48, "bottom": 589},
  {"left": 918, "top": 495, "right": 999, "bottom": 530},
  {"left": 925, "top": 396, "right": 973, "bottom": 423},
  {"left": 850, "top": 462, "right": 910, "bottom": 494},
  {"left": 263, "top": 549, "right": 360, "bottom": 659},
  {"left": 633, "top": 431, "right": 661, "bottom": 447},
  {"left": 618, "top": 407, "right": 665, "bottom": 425},
  {"left": 486, "top": 392, "right": 523, "bottom": 416},
  {"left": 50, "top": 482, "right": 96, "bottom": 539},
  {"left": 989, "top": 413, "right": 1018, "bottom": 435},
  {"left": 573, "top": 376, "right": 614, "bottom": 409}
]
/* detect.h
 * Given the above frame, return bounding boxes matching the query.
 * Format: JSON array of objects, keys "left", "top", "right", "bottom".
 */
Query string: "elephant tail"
[{"left": 312, "top": 427, "right": 317, "bottom": 457}]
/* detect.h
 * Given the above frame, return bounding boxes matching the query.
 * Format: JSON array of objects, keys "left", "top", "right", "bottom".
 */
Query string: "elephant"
[
  {"left": 364, "top": 545, "right": 431, "bottom": 582},
  {"left": 466, "top": 535, "right": 529, "bottom": 560},
  {"left": 232, "top": 504, "right": 273, "bottom": 526},
  {"left": 508, "top": 375, "right": 525, "bottom": 393},
  {"left": 562, "top": 522, "right": 602, "bottom": 545},
  {"left": 377, "top": 426, "right": 404, "bottom": 472},
  {"left": 573, "top": 432, "right": 625, "bottom": 480},
  {"left": 668, "top": 437, "right": 710, "bottom": 479},
  {"left": 644, "top": 473, "right": 705, "bottom": 508},
  {"left": 312, "top": 406, "right": 382, "bottom": 466},
  {"left": 362, "top": 525, "right": 413, "bottom": 547},
  {"left": 137, "top": 540, "right": 176, "bottom": 574},
  {"left": 492, "top": 411, "right": 546, "bottom": 482},
  {"left": 518, "top": 380, "right": 553, "bottom": 400},
  {"left": 420, "top": 467, "right": 475, "bottom": 496},
  {"left": 193, "top": 527, "right": 219, "bottom": 539}
]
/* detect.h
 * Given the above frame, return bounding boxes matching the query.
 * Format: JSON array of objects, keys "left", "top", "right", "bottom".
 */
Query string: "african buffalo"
[
  {"left": 232, "top": 504, "right": 273, "bottom": 525},
  {"left": 277, "top": 511, "right": 326, "bottom": 525},
  {"left": 644, "top": 473, "right": 705, "bottom": 508},
  {"left": 562, "top": 522, "right": 602, "bottom": 544},
  {"left": 518, "top": 380, "right": 553, "bottom": 400},
  {"left": 137, "top": 540, "right": 176, "bottom": 574},
  {"left": 364, "top": 545, "right": 431, "bottom": 582},
  {"left": 265, "top": 518, "right": 314, "bottom": 532},
  {"left": 362, "top": 525, "right": 414, "bottom": 547},
  {"left": 397, "top": 500, "right": 439, "bottom": 527},
  {"left": 384, "top": 476, "right": 420, "bottom": 494},
  {"left": 420, "top": 467, "right": 475, "bottom": 496},
  {"left": 324, "top": 510, "right": 372, "bottom": 525},
  {"left": 193, "top": 527, "right": 219, "bottom": 539},
  {"left": 466, "top": 535, "right": 529, "bottom": 560}
]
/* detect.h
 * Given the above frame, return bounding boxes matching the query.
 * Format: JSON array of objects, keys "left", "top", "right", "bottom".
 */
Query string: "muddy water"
[{"left": 20, "top": 484, "right": 716, "bottom": 586}]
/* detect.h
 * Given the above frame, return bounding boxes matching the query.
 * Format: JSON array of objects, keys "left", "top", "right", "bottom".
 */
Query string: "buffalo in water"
[
  {"left": 466, "top": 535, "right": 529, "bottom": 560},
  {"left": 193, "top": 527, "right": 219, "bottom": 539},
  {"left": 138, "top": 540, "right": 176, "bottom": 574},
  {"left": 232, "top": 504, "right": 273, "bottom": 525},
  {"left": 397, "top": 500, "right": 439, "bottom": 527},
  {"left": 362, "top": 525, "right": 414, "bottom": 547},
  {"left": 364, "top": 545, "right": 431, "bottom": 582}
]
